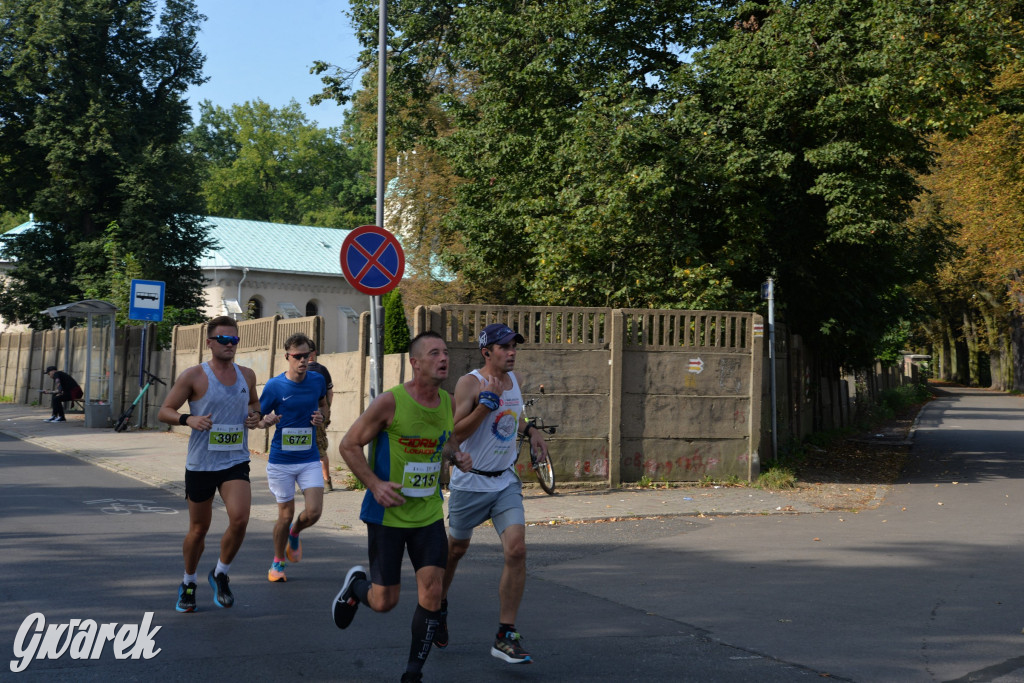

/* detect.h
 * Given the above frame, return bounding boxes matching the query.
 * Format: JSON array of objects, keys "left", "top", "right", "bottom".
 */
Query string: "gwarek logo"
[{"left": 10, "top": 612, "right": 161, "bottom": 673}]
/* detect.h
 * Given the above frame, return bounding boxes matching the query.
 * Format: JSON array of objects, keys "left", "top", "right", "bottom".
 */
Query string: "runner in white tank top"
[
  {"left": 438, "top": 324, "right": 550, "bottom": 664},
  {"left": 450, "top": 369, "right": 522, "bottom": 492}
]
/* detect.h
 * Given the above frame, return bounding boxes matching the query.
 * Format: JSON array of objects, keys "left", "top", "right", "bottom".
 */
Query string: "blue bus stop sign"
[{"left": 129, "top": 280, "right": 165, "bottom": 322}]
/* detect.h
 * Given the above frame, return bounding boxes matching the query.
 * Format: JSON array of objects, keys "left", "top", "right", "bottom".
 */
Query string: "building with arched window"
[{"left": 199, "top": 217, "right": 366, "bottom": 353}]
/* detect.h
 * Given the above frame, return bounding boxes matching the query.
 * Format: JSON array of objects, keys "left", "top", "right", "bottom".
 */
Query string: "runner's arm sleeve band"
[
  {"left": 478, "top": 391, "right": 500, "bottom": 411},
  {"left": 179, "top": 413, "right": 190, "bottom": 426}
]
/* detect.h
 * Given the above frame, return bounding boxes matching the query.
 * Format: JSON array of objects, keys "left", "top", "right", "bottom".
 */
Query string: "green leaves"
[
  {"left": 187, "top": 100, "right": 375, "bottom": 228},
  {"left": 0, "top": 0, "right": 210, "bottom": 326},
  {"left": 323, "top": 0, "right": 1022, "bottom": 365},
  {"left": 383, "top": 289, "right": 412, "bottom": 354}
]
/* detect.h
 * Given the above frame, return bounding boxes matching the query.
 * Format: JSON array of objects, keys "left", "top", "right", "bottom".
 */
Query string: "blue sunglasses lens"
[{"left": 209, "top": 335, "right": 240, "bottom": 345}]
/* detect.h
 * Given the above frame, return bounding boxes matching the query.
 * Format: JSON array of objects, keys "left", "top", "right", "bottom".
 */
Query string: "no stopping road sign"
[{"left": 340, "top": 225, "right": 405, "bottom": 296}]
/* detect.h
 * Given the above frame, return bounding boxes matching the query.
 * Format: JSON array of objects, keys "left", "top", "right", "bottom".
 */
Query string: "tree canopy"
[
  {"left": 186, "top": 100, "right": 376, "bottom": 228},
  {"left": 321, "top": 0, "right": 1024, "bottom": 366},
  {"left": 0, "top": 0, "right": 211, "bottom": 328},
  {"left": 909, "top": 66, "right": 1024, "bottom": 389}
]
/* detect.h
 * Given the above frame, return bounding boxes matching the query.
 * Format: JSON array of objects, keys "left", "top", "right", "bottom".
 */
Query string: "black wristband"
[
  {"left": 522, "top": 422, "right": 535, "bottom": 438},
  {"left": 179, "top": 413, "right": 190, "bottom": 426}
]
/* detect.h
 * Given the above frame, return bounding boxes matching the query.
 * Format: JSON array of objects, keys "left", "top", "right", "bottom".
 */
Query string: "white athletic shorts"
[{"left": 266, "top": 461, "right": 323, "bottom": 503}]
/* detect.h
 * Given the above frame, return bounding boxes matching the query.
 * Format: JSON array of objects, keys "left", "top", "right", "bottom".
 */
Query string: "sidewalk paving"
[{"left": 0, "top": 402, "right": 835, "bottom": 531}]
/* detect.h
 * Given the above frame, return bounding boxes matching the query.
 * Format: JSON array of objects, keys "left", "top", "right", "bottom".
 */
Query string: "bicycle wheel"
[{"left": 532, "top": 448, "right": 556, "bottom": 495}]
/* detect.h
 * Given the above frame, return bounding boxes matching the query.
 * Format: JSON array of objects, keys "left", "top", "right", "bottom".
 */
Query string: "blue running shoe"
[
  {"left": 176, "top": 582, "right": 197, "bottom": 613},
  {"left": 208, "top": 570, "right": 234, "bottom": 608},
  {"left": 268, "top": 561, "right": 287, "bottom": 582}
]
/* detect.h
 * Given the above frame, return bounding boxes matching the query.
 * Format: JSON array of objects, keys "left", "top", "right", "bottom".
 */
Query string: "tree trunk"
[
  {"left": 941, "top": 320, "right": 955, "bottom": 381},
  {"left": 984, "top": 310, "right": 1009, "bottom": 391},
  {"left": 1012, "top": 310, "right": 1024, "bottom": 393},
  {"left": 978, "top": 290, "right": 1010, "bottom": 391},
  {"left": 963, "top": 311, "right": 980, "bottom": 386},
  {"left": 945, "top": 319, "right": 967, "bottom": 383}
]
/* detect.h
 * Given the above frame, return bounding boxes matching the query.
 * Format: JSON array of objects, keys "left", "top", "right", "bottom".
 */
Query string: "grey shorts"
[{"left": 447, "top": 478, "right": 525, "bottom": 540}]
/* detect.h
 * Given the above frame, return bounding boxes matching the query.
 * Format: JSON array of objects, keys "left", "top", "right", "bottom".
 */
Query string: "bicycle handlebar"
[{"left": 142, "top": 369, "right": 166, "bottom": 386}]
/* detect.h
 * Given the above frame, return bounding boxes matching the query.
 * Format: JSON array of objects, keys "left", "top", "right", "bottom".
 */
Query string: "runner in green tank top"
[
  {"left": 360, "top": 383, "right": 452, "bottom": 528},
  {"left": 332, "top": 331, "right": 473, "bottom": 683}
]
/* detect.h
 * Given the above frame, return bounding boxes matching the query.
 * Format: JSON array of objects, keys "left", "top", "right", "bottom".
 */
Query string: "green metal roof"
[
  {"left": 5, "top": 217, "right": 353, "bottom": 276},
  {"left": 200, "top": 216, "right": 350, "bottom": 275}
]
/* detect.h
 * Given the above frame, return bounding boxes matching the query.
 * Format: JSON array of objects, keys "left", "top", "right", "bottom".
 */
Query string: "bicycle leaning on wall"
[
  {"left": 518, "top": 384, "right": 556, "bottom": 495},
  {"left": 113, "top": 369, "right": 165, "bottom": 432}
]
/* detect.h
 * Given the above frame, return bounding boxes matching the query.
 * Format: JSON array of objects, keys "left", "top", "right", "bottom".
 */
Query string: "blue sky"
[{"left": 185, "top": 0, "right": 363, "bottom": 129}]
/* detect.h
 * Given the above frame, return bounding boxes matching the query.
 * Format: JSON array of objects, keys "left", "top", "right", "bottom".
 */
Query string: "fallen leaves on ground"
[{"left": 784, "top": 407, "right": 918, "bottom": 511}]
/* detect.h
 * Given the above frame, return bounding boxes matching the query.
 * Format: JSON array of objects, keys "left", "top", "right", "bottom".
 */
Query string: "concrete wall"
[
  {"left": 0, "top": 304, "right": 919, "bottom": 485},
  {"left": 410, "top": 305, "right": 765, "bottom": 485},
  {"left": 618, "top": 311, "right": 761, "bottom": 483},
  {"left": 0, "top": 324, "right": 170, "bottom": 427}
]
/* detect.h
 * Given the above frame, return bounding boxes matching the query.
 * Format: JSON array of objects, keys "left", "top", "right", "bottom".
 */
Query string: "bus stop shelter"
[{"left": 41, "top": 299, "right": 117, "bottom": 428}]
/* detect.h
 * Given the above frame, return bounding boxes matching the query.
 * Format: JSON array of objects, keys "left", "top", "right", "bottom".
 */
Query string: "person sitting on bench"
[{"left": 43, "top": 366, "right": 82, "bottom": 423}]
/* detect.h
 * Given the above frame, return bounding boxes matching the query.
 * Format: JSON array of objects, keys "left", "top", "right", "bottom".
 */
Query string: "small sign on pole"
[
  {"left": 128, "top": 279, "right": 164, "bottom": 423},
  {"left": 129, "top": 280, "right": 165, "bottom": 322}
]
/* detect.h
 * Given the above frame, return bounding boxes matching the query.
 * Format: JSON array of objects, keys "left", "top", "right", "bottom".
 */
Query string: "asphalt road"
[
  {"left": 2, "top": 385, "right": 1024, "bottom": 682},
  {"left": 0, "top": 434, "right": 814, "bottom": 681}
]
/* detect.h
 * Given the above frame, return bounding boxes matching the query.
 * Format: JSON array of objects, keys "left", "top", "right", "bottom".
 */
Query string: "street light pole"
[
  {"left": 369, "top": 0, "right": 388, "bottom": 399},
  {"left": 766, "top": 277, "right": 777, "bottom": 461}
]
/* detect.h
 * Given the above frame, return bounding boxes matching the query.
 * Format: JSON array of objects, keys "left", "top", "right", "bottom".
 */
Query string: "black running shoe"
[
  {"left": 208, "top": 570, "right": 234, "bottom": 608},
  {"left": 491, "top": 629, "right": 532, "bottom": 663},
  {"left": 176, "top": 582, "right": 197, "bottom": 613},
  {"left": 331, "top": 565, "right": 366, "bottom": 629},
  {"left": 432, "top": 599, "right": 448, "bottom": 649}
]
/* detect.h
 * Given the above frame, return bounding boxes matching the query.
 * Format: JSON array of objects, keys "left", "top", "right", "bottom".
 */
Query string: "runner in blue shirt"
[{"left": 257, "top": 332, "right": 328, "bottom": 583}]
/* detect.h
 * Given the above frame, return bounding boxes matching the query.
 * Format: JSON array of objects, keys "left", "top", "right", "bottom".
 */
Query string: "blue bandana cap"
[{"left": 477, "top": 323, "right": 525, "bottom": 348}]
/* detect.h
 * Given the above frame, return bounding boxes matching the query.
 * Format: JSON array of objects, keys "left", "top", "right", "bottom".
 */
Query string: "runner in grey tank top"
[
  {"left": 158, "top": 318, "right": 261, "bottom": 613},
  {"left": 186, "top": 362, "right": 252, "bottom": 471}
]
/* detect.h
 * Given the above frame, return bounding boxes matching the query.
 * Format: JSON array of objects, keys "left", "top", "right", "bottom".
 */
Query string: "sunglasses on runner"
[
  {"left": 286, "top": 352, "right": 311, "bottom": 361},
  {"left": 208, "top": 335, "right": 240, "bottom": 346}
]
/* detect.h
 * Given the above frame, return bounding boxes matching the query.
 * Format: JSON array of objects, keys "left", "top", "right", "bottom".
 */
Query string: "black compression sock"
[
  {"left": 408, "top": 603, "right": 441, "bottom": 673},
  {"left": 352, "top": 577, "right": 371, "bottom": 605}
]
